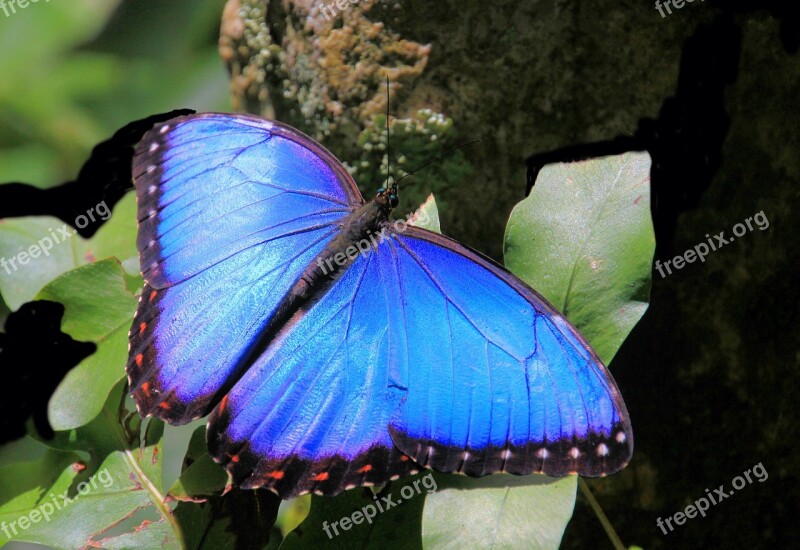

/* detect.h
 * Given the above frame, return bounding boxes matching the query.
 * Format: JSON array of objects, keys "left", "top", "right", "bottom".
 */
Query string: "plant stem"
[{"left": 578, "top": 476, "right": 625, "bottom": 550}]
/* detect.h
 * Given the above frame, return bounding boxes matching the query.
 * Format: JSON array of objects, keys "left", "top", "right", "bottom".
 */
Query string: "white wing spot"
[
  {"left": 501, "top": 449, "right": 512, "bottom": 460},
  {"left": 344, "top": 484, "right": 356, "bottom": 490},
  {"left": 149, "top": 143, "right": 158, "bottom": 152},
  {"left": 146, "top": 165, "right": 156, "bottom": 174},
  {"left": 409, "top": 470, "right": 419, "bottom": 475},
  {"left": 568, "top": 447, "right": 580, "bottom": 460},
  {"left": 536, "top": 448, "right": 549, "bottom": 459},
  {"left": 148, "top": 185, "right": 157, "bottom": 195},
  {"left": 159, "top": 125, "right": 170, "bottom": 134},
  {"left": 616, "top": 431, "right": 627, "bottom": 443},
  {"left": 389, "top": 475, "right": 400, "bottom": 481},
  {"left": 596, "top": 443, "right": 609, "bottom": 457},
  {"left": 148, "top": 209, "right": 156, "bottom": 218}
]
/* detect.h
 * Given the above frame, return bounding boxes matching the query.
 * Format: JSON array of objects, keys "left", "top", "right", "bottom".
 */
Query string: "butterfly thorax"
[{"left": 294, "top": 194, "right": 394, "bottom": 301}]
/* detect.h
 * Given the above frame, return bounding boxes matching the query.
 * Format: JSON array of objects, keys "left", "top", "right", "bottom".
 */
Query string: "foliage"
[{"left": 0, "top": 0, "right": 229, "bottom": 188}]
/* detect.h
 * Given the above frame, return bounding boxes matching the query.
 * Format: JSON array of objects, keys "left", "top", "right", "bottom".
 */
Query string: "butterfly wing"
[
  {"left": 206, "top": 249, "right": 418, "bottom": 497},
  {"left": 127, "top": 113, "right": 363, "bottom": 423},
  {"left": 385, "top": 228, "right": 632, "bottom": 477},
  {"left": 207, "top": 224, "right": 631, "bottom": 498}
]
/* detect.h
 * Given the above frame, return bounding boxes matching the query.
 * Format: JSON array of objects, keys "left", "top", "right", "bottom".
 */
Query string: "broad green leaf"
[
  {"left": 41, "top": 259, "right": 138, "bottom": 431},
  {"left": 0, "top": 437, "right": 83, "bottom": 530},
  {"left": 0, "top": 216, "right": 90, "bottom": 310},
  {"left": 37, "top": 258, "right": 138, "bottom": 340},
  {"left": 1, "top": 382, "right": 185, "bottom": 549},
  {"left": 422, "top": 475, "right": 577, "bottom": 549},
  {"left": 281, "top": 473, "right": 436, "bottom": 549},
  {"left": 422, "top": 153, "right": 654, "bottom": 550},
  {"left": 504, "top": 152, "right": 654, "bottom": 364},
  {"left": 0, "top": 192, "right": 139, "bottom": 311}
]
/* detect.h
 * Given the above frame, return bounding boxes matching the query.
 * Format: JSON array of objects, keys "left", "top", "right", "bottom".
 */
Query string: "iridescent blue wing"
[
  {"left": 207, "top": 226, "right": 632, "bottom": 498},
  {"left": 207, "top": 250, "right": 418, "bottom": 497},
  {"left": 126, "top": 113, "right": 363, "bottom": 423},
  {"left": 385, "top": 229, "right": 632, "bottom": 478}
]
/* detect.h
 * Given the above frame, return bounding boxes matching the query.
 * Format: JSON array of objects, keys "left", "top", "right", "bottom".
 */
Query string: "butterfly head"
[{"left": 375, "top": 186, "right": 399, "bottom": 211}]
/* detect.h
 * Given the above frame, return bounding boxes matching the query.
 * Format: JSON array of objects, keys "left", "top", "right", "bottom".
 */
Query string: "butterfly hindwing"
[
  {"left": 385, "top": 229, "right": 632, "bottom": 477},
  {"left": 127, "top": 114, "right": 363, "bottom": 423},
  {"left": 207, "top": 251, "right": 418, "bottom": 497}
]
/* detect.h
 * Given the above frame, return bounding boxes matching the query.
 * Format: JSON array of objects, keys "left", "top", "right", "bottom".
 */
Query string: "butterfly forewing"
[{"left": 127, "top": 114, "right": 362, "bottom": 423}]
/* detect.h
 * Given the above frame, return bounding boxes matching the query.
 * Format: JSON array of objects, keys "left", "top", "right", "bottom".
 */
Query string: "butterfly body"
[{"left": 126, "top": 113, "right": 633, "bottom": 498}]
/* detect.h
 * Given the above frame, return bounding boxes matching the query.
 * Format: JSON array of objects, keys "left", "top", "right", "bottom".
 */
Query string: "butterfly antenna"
[
  {"left": 385, "top": 76, "right": 395, "bottom": 195},
  {"left": 395, "top": 138, "right": 483, "bottom": 188}
]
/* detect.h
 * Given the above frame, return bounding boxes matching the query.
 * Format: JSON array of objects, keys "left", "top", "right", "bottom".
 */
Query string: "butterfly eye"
[{"left": 389, "top": 194, "right": 399, "bottom": 208}]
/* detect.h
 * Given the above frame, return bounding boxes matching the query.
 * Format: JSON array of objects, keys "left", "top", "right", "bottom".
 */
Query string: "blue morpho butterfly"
[{"left": 126, "top": 113, "right": 632, "bottom": 499}]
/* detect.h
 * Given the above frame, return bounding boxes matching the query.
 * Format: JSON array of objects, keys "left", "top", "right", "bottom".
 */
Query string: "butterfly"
[{"left": 126, "top": 113, "right": 633, "bottom": 499}]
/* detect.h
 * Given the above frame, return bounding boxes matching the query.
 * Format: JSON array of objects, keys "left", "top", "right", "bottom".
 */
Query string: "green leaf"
[
  {"left": 88, "top": 193, "right": 140, "bottom": 269},
  {"left": 407, "top": 194, "right": 441, "bottom": 234},
  {"left": 170, "top": 428, "right": 281, "bottom": 549},
  {"left": 281, "top": 474, "right": 435, "bottom": 549},
  {"left": 173, "top": 487, "right": 280, "bottom": 550},
  {"left": 422, "top": 475, "right": 577, "bottom": 549},
  {"left": 504, "top": 152, "right": 654, "bottom": 364},
  {"left": 0, "top": 381, "right": 186, "bottom": 549},
  {"left": 0, "top": 193, "right": 139, "bottom": 311},
  {"left": 168, "top": 427, "right": 229, "bottom": 502},
  {"left": 0, "top": 217, "right": 89, "bottom": 310},
  {"left": 0, "top": 436, "right": 83, "bottom": 516},
  {"left": 40, "top": 259, "right": 138, "bottom": 431}
]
